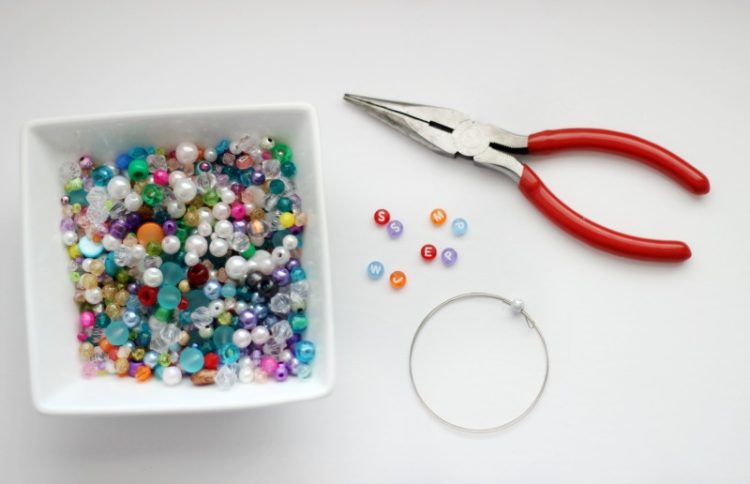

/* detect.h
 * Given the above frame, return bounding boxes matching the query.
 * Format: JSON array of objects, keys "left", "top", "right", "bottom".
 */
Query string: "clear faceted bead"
[
  {"left": 190, "top": 306, "right": 213, "bottom": 328},
  {"left": 59, "top": 160, "right": 81, "bottom": 182},
  {"left": 290, "top": 280, "right": 310, "bottom": 299},
  {"left": 269, "top": 294, "right": 291, "bottom": 315},
  {"left": 215, "top": 364, "right": 239, "bottom": 390},
  {"left": 229, "top": 232, "right": 250, "bottom": 253}
]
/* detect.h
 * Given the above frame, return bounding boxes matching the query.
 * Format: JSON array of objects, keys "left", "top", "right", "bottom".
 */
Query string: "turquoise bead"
[
  {"left": 290, "top": 313, "right": 308, "bottom": 333},
  {"left": 78, "top": 236, "right": 103, "bottom": 258},
  {"left": 269, "top": 179, "right": 285, "bottom": 195},
  {"left": 220, "top": 283, "right": 236, "bottom": 299},
  {"left": 277, "top": 197, "right": 293, "bottom": 212},
  {"left": 160, "top": 262, "right": 185, "bottom": 286},
  {"left": 91, "top": 166, "right": 114, "bottom": 186},
  {"left": 219, "top": 343, "right": 240, "bottom": 364},
  {"left": 157, "top": 286, "right": 182, "bottom": 310},
  {"left": 105, "top": 252, "right": 119, "bottom": 276},
  {"left": 179, "top": 347, "right": 204, "bottom": 373},
  {"left": 290, "top": 267, "right": 306, "bottom": 281},
  {"left": 294, "top": 340, "right": 316, "bottom": 364},
  {"left": 67, "top": 189, "right": 89, "bottom": 206},
  {"left": 104, "top": 320, "right": 130, "bottom": 346},
  {"left": 212, "top": 325, "right": 234, "bottom": 348}
]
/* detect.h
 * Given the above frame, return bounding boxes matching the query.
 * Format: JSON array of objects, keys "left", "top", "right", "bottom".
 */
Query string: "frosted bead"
[{"left": 175, "top": 142, "right": 199, "bottom": 164}]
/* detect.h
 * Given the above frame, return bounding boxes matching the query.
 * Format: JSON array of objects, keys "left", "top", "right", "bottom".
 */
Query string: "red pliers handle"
[
  {"left": 344, "top": 94, "right": 710, "bottom": 262},
  {"left": 519, "top": 128, "right": 709, "bottom": 261}
]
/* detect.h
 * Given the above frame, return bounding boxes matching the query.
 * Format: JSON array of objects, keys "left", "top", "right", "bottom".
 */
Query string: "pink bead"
[
  {"left": 153, "top": 169, "right": 169, "bottom": 186},
  {"left": 81, "top": 361, "right": 97, "bottom": 379},
  {"left": 260, "top": 356, "right": 278, "bottom": 375},
  {"left": 261, "top": 151, "right": 272, "bottom": 160},
  {"left": 230, "top": 202, "right": 246, "bottom": 220},
  {"left": 77, "top": 331, "right": 88, "bottom": 342},
  {"left": 80, "top": 311, "right": 95, "bottom": 329}
]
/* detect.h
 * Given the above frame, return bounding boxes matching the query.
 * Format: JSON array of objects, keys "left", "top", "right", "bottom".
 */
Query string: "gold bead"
[
  {"left": 178, "top": 280, "right": 191, "bottom": 293},
  {"left": 114, "top": 289, "right": 130, "bottom": 306}
]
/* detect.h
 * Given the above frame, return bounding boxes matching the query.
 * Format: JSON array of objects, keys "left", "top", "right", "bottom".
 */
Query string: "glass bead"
[
  {"left": 157, "top": 285, "right": 182, "bottom": 310},
  {"left": 219, "top": 343, "right": 241, "bottom": 365},
  {"left": 295, "top": 363, "right": 312, "bottom": 379},
  {"left": 104, "top": 320, "right": 129, "bottom": 346},
  {"left": 214, "top": 364, "right": 238, "bottom": 390},
  {"left": 270, "top": 320, "right": 293, "bottom": 341},
  {"left": 190, "top": 306, "right": 213, "bottom": 328},
  {"left": 269, "top": 293, "right": 291, "bottom": 315},
  {"left": 179, "top": 347, "right": 204, "bottom": 373},
  {"left": 290, "top": 280, "right": 310, "bottom": 299},
  {"left": 280, "top": 162, "right": 296, "bottom": 178},
  {"left": 142, "top": 184, "right": 164, "bottom": 206},
  {"left": 59, "top": 160, "right": 82, "bottom": 182}
]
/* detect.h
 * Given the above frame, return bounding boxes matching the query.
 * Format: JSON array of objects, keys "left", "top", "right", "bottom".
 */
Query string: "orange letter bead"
[
  {"left": 430, "top": 208, "right": 447, "bottom": 226},
  {"left": 389, "top": 270, "right": 407, "bottom": 289}
]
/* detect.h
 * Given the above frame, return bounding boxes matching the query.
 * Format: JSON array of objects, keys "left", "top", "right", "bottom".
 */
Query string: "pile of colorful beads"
[{"left": 59, "top": 134, "right": 316, "bottom": 389}]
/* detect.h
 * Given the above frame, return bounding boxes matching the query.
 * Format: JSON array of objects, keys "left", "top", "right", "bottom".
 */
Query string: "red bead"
[
  {"left": 420, "top": 244, "right": 437, "bottom": 261},
  {"left": 187, "top": 264, "right": 209, "bottom": 287},
  {"left": 138, "top": 286, "right": 158, "bottom": 306},
  {"left": 373, "top": 209, "right": 390, "bottom": 226},
  {"left": 204, "top": 352, "right": 219, "bottom": 370},
  {"left": 177, "top": 297, "right": 189, "bottom": 310}
]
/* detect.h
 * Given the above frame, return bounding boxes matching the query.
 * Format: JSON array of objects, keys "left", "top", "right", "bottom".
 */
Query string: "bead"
[
  {"left": 157, "top": 285, "right": 182, "bottom": 309},
  {"left": 238, "top": 366, "right": 254, "bottom": 383},
  {"left": 61, "top": 230, "right": 78, "bottom": 246},
  {"left": 260, "top": 356, "right": 278, "bottom": 375},
  {"left": 136, "top": 222, "right": 165, "bottom": 246},
  {"left": 78, "top": 236, "right": 103, "bottom": 258},
  {"left": 294, "top": 340, "right": 316, "bottom": 364},
  {"left": 367, "top": 261, "right": 385, "bottom": 280},
  {"left": 184, "top": 235, "right": 208, "bottom": 257},
  {"left": 440, "top": 248, "right": 458, "bottom": 267},
  {"left": 209, "top": 238, "right": 229, "bottom": 257},
  {"left": 420, "top": 244, "right": 437, "bottom": 261},
  {"left": 290, "top": 313, "right": 308, "bottom": 333},
  {"left": 430, "top": 208, "right": 447, "bottom": 226},
  {"left": 251, "top": 325, "right": 270, "bottom": 345},
  {"left": 232, "top": 328, "right": 252, "bottom": 348},
  {"left": 389, "top": 270, "right": 407, "bottom": 289},
  {"left": 224, "top": 256, "right": 248, "bottom": 280},
  {"left": 173, "top": 178, "right": 198, "bottom": 203},
  {"left": 373, "top": 208, "right": 390, "bottom": 225},
  {"left": 214, "top": 364, "right": 238, "bottom": 390},
  {"left": 162, "top": 366, "right": 183, "bottom": 386},
  {"left": 386, "top": 220, "right": 403, "bottom": 239},
  {"left": 279, "top": 212, "right": 295, "bottom": 228},
  {"left": 142, "top": 267, "right": 164, "bottom": 287},
  {"left": 179, "top": 347, "right": 205, "bottom": 373},
  {"left": 107, "top": 176, "right": 131, "bottom": 200},
  {"left": 104, "top": 320, "right": 129, "bottom": 346},
  {"left": 127, "top": 158, "right": 149, "bottom": 182},
  {"left": 451, "top": 217, "right": 468, "bottom": 237},
  {"left": 123, "top": 192, "right": 143, "bottom": 212},
  {"left": 510, "top": 299, "right": 525, "bottom": 314},
  {"left": 175, "top": 142, "right": 199, "bottom": 164}
]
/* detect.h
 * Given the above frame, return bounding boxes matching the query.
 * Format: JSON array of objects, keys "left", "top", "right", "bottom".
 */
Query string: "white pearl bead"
[
  {"left": 61, "top": 230, "right": 78, "bottom": 246},
  {"left": 81, "top": 259, "right": 93, "bottom": 272},
  {"left": 209, "top": 238, "right": 229, "bottom": 257},
  {"left": 510, "top": 299, "right": 525, "bottom": 313},
  {"left": 271, "top": 247, "right": 290, "bottom": 266},
  {"left": 251, "top": 325, "right": 270, "bottom": 345},
  {"left": 258, "top": 258, "right": 275, "bottom": 275},
  {"left": 142, "top": 267, "right": 164, "bottom": 287},
  {"left": 184, "top": 251, "right": 201, "bottom": 267},
  {"left": 238, "top": 355, "right": 253, "bottom": 368},
  {"left": 198, "top": 326, "right": 213, "bottom": 339},
  {"left": 175, "top": 142, "right": 199, "bottom": 164},
  {"left": 173, "top": 179, "right": 197, "bottom": 203},
  {"left": 198, "top": 207, "right": 213, "bottom": 224},
  {"left": 238, "top": 366, "right": 254, "bottom": 383},
  {"left": 214, "top": 220, "right": 234, "bottom": 239},
  {"left": 130, "top": 244, "right": 146, "bottom": 260},
  {"left": 85, "top": 287, "right": 102, "bottom": 304},
  {"left": 107, "top": 175, "right": 131, "bottom": 200},
  {"left": 168, "top": 170, "right": 186, "bottom": 186},
  {"left": 161, "top": 235, "right": 181, "bottom": 254},
  {"left": 225, "top": 255, "right": 249, "bottom": 280},
  {"left": 123, "top": 192, "right": 142, "bottom": 211},
  {"left": 166, "top": 200, "right": 186, "bottom": 219},
  {"left": 207, "top": 300, "right": 224, "bottom": 317},
  {"left": 279, "top": 349, "right": 293, "bottom": 363},
  {"left": 162, "top": 366, "right": 183, "bottom": 386},
  {"left": 219, "top": 187, "right": 236, "bottom": 204},
  {"left": 197, "top": 222, "right": 213, "bottom": 237},
  {"left": 282, "top": 234, "right": 298, "bottom": 250},
  {"left": 232, "top": 329, "right": 252, "bottom": 348},
  {"left": 185, "top": 235, "right": 208, "bottom": 257},
  {"left": 204, "top": 148, "right": 218, "bottom": 162},
  {"left": 229, "top": 141, "right": 242, "bottom": 155},
  {"left": 246, "top": 259, "right": 259, "bottom": 274},
  {"left": 212, "top": 202, "right": 230, "bottom": 220},
  {"left": 102, "top": 234, "right": 120, "bottom": 251},
  {"left": 235, "top": 301, "right": 248, "bottom": 313},
  {"left": 260, "top": 136, "right": 275, "bottom": 150}
]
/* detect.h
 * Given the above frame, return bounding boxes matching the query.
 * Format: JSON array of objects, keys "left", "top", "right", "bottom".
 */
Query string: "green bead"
[
  {"left": 217, "top": 312, "right": 232, "bottom": 325},
  {"left": 175, "top": 226, "right": 188, "bottom": 243},
  {"left": 290, "top": 313, "right": 308, "bottom": 333},
  {"left": 241, "top": 245, "right": 256, "bottom": 259},
  {"left": 65, "top": 177, "right": 83, "bottom": 193},
  {"left": 67, "top": 189, "right": 89, "bottom": 206},
  {"left": 115, "top": 269, "right": 131, "bottom": 284},
  {"left": 142, "top": 184, "right": 164, "bottom": 206},
  {"left": 69, "top": 272, "right": 81, "bottom": 283},
  {"left": 272, "top": 143, "right": 292, "bottom": 162},
  {"left": 158, "top": 353, "right": 171, "bottom": 366},
  {"left": 280, "top": 162, "right": 296, "bottom": 178},
  {"left": 127, "top": 158, "right": 149, "bottom": 182},
  {"left": 269, "top": 179, "right": 285, "bottom": 195},
  {"left": 96, "top": 313, "right": 110, "bottom": 328},
  {"left": 154, "top": 306, "right": 172, "bottom": 322},
  {"left": 277, "top": 197, "right": 293, "bottom": 212},
  {"left": 202, "top": 189, "right": 219, "bottom": 206},
  {"left": 146, "top": 241, "right": 162, "bottom": 256}
]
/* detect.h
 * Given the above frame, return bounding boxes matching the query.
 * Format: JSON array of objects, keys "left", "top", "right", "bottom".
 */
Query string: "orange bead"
[
  {"left": 389, "top": 271, "right": 407, "bottom": 289},
  {"left": 108, "top": 347, "right": 119, "bottom": 361},
  {"left": 430, "top": 208, "right": 447, "bottom": 226},
  {"left": 135, "top": 365, "right": 152, "bottom": 382},
  {"left": 99, "top": 338, "right": 112, "bottom": 353},
  {"left": 136, "top": 222, "right": 165, "bottom": 246}
]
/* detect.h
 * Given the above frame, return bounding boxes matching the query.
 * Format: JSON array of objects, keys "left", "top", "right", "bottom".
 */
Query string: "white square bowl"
[{"left": 21, "top": 104, "right": 335, "bottom": 414}]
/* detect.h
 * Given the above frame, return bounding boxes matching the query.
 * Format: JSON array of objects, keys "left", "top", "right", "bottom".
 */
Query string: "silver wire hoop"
[{"left": 409, "top": 292, "right": 550, "bottom": 432}]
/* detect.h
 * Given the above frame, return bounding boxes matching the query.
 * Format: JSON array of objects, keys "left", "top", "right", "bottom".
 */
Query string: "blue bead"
[
  {"left": 157, "top": 286, "right": 182, "bottom": 310},
  {"left": 105, "top": 251, "right": 119, "bottom": 276},
  {"left": 294, "top": 340, "right": 316, "bottom": 364},
  {"left": 451, "top": 218, "right": 468, "bottom": 237},
  {"left": 115, "top": 153, "right": 131, "bottom": 170},
  {"left": 153, "top": 365, "right": 165, "bottom": 380},
  {"left": 128, "top": 146, "right": 147, "bottom": 159},
  {"left": 161, "top": 262, "right": 185, "bottom": 286},
  {"left": 78, "top": 236, "right": 103, "bottom": 258},
  {"left": 143, "top": 351, "right": 159, "bottom": 368},
  {"left": 290, "top": 267, "right": 306, "bottom": 282},
  {"left": 252, "top": 303, "right": 269, "bottom": 321},
  {"left": 220, "top": 283, "right": 237, "bottom": 299},
  {"left": 239, "top": 170, "right": 254, "bottom": 186},
  {"left": 219, "top": 343, "right": 240, "bottom": 364},
  {"left": 104, "top": 320, "right": 130, "bottom": 346},
  {"left": 91, "top": 165, "right": 114, "bottom": 186},
  {"left": 215, "top": 139, "right": 230, "bottom": 153},
  {"left": 179, "top": 347, "right": 204, "bottom": 373},
  {"left": 203, "top": 280, "right": 222, "bottom": 300},
  {"left": 122, "top": 310, "right": 140, "bottom": 328},
  {"left": 367, "top": 261, "right": 385, "bottom": 280}
]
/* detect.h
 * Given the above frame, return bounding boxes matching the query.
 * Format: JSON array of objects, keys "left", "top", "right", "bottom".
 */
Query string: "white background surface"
[{"left": 2, "top": 1, "right": 749, "bottom": 482}]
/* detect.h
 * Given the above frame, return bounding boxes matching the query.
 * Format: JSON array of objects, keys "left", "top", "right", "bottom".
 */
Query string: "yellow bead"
[
  {"left": 79, "top": 342, "right": 95, "bottom": 360},
  {"left": 183, "top": 209, "right": 199, "bottom": 227},
  {"left": 71, "top": 203, "right": 81, "bottom": 214},
  {"left": 105, "top": 303, "right": 122, "bottom": 319},
  {"left": 68, "top": 244, "right": 81, "bottom": 259},
  {"left": 80, "top": 274, "right": 98, "bottom": 289},
  {"left": 102, "top": 285, "right": 117, "bottom": 301},
  {"left": 115, "top": 358, "right": 129, "bottom": 375},
  {"left": 279, "top": 212, "right": 295, "bottom": 228},
  {"left": 178, "top": 280, "right": 191, "bottom": 293},
  {"left": 217, "top": 312, "right": 232, "bottom": 325},
  {"left": 89, "top": 259, "right": 105, "bottom": 276},
  {"left": 131, "top": 347, "right": 145, "bottom": 361},
  {"left": 114, "top": 289, "right": 129, "bottom": 306}
]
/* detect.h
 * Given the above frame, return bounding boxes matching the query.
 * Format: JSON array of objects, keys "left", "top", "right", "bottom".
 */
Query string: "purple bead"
[
  {"left": 289, "top": 225, "right": 303, "bottom": 235},
  {"left": 109, "top": 219, "right": 128, "bottom": 239},
  {"left": 251, "top": 349, "right": 262, "bottom": 364},
  {"left": 128, "top": 362, "right": 143, "bottom": 377},
  {"left": 286, "top": 259, "right": 301, "bottom": 271},
  {"left": 198, "top": 161, "right": 211, "bottom": 172},
  {"left": 60, "top": 218, "right": 76, "bottom": 232},
  {"left": 230, "top": 182, "right": 242, "bottom": 195},
  {"left": 79, "top": 156, "right": 94, "bottom": 169},
  {"left": 251, "top": 171, "right": 266, "bottom": 185},
  {"left": 441, "top": 248, "right": 458, "bottom": 267},
  {"left": 127, "top": 282, "right": 138, "bottom": 294},
  {"left": 274, "top": 364, "right": 289, "bottom": 382},
  {"left": 239, "top": 310, "right": 257, "bottom": 329},
  {"left": 271, "top": 267, "right": 290, "bottom": 286},
  {"left": 233, "top": 220, "right": 247, "bottom": 233},
  {"left": 124, "top": 212, "right": 142, "bottom": 231},
  {"left": 162, "top": 219, "right": 177, "bottom": 235},
  {"left": 386, "top": 220, "right": 403, "bottom": 238}
]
